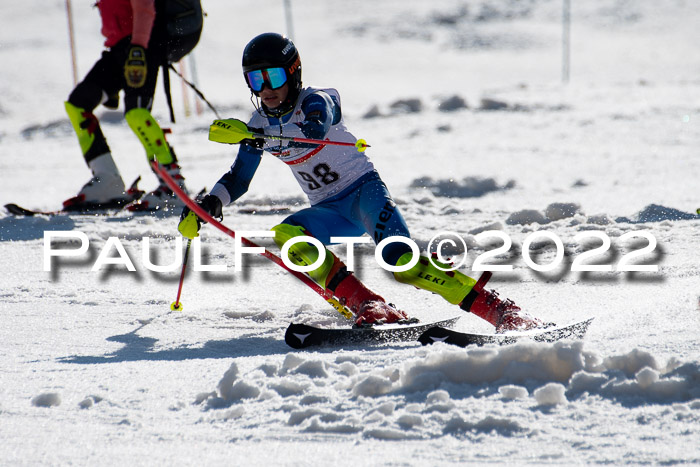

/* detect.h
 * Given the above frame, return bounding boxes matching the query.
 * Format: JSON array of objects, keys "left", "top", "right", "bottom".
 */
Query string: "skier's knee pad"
[
  {"left": 393, "top": 252, "right": 477, "bottom": 305},
  {"left": 124, "top": 108, "right": 175, "bottom": 164},
  {"left": 271, "top": 223, "right": 337, "bottom": 286}
]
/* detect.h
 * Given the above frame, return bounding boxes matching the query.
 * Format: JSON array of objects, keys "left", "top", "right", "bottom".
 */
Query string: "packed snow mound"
[
  {"left": 479, "top": 97, "right": 571, "bottom": 112},
  {"left": 506, "top": 202, "right": 581, "bottom": 225},
  {"left": 77, "top": 395, "right": 103, "bottom": 409},
  {"left": 362, "top": 93, "right": 568, "bottom": 118},
  {"left": 195, "top": 341, "right": 700, "bottom": 439},
  {"left": 533, "top": 383, "right": 567, "bottom": 406},
  {"left": 410, "top": 176, "right": 515, "bottom": 198},
  {"left": 505, "top": 203, "right": 699, "bottom": 226},
  {"left": 544, "top": 202, "right": 582, "bottom": 221},
  {"left": 617, "top": 204, "right": 700, "bottom": 224},
  {"left": 506, "top": 209, "right": 549, "bottom": 225},
  {"left": 31, "top": 393, "right": 61, "bottom": 408},
  {"left": 363, "top": 95, "right": 469, "bottom": 118}
]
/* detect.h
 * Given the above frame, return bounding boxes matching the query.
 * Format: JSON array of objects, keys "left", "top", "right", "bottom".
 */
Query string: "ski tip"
[
  {"left": 417, "top": 326, "right": 455, "bottom": 346},
  {"left": 419, "top": 316, "right": 595, "bottom": 348},
  {"left": 285, "top": 323, "right": 317, "bottom": 349},
  {"left": 5, "top": 203, "right": 37, "bottom": 216}
]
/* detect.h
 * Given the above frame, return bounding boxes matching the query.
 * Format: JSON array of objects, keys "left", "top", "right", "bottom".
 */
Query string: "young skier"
[
  {"left": 178, "top": 32, "right": 545, "bottom": 330},
  {"left": 64, "top": 0, "right": 188, "bottom": 212}
]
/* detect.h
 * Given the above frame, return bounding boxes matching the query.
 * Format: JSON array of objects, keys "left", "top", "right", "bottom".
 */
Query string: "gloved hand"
[
  {"left": 124, "top": 45, "right": 147, "bottom": 88},
  {"left": 241, "top": 125, "right": 265, "bottom": 149},
  {"left": 178, "top": 194, "right": 223, "bottom": 239}
]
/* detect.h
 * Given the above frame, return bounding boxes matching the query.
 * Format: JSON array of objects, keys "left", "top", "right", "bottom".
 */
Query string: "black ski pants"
[{"left": 68, "top": 37, "right": 163, "bottom": 114}]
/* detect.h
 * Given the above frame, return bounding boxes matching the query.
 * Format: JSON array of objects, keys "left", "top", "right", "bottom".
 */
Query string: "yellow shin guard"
[
  {"left": 65, "top": 101, "right": 96, "bottom": 155},
  {"left": 393, "top": 252, "right": 476, "bottom": 304},
  {"left": 124, "top": 108, "right": 175, "bottom": 164}
]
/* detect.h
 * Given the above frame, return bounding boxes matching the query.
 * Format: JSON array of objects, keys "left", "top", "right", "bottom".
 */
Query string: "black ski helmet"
[{"left": 242, "top": 33, "right": 302, "bottom": 116}]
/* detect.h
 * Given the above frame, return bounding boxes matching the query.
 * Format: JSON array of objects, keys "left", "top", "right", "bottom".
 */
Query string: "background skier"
[{"left": 63, "top": 0, "right": 188, "bottom": 212}]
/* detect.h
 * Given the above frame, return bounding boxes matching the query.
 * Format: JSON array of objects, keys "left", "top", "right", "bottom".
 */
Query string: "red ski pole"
[
  {"left": 209, "top": 118, "right": 370, "bottom": 152},
  {"left": 152, "top": 161, "right": 353, "bottom": 319}
]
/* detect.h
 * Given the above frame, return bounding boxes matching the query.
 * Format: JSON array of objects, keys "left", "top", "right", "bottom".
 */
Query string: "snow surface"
[{"left": 1, "top": 0, "right": 699, "bottom": 464}]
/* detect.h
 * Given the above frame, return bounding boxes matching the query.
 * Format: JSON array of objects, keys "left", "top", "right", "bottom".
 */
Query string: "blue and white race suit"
[{"left": 208, "top": 86, "right": 411, "bottom": 264}]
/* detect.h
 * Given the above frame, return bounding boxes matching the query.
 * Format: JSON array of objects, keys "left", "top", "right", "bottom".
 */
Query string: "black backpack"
[
  {"left": 155, "top": 0, "right": 204, "bottom": 122},
  {"left": 159, "top": 0, "right": 204, "bottom": 64}
]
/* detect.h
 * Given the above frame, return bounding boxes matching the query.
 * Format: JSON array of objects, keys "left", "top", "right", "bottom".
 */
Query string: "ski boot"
[
  {"left": 271, "top": 223, "right": 409, "bottom": 326},
  {"left": 459, "top": 272, "right": 547, "bottom": 333},
  {"left": 63, "top": 152, "right": 133, "bottom": 211},
  {"left": 332, "top": 271, "right": 409, "bottom": 327},
  {"left": 126, "top": 162, "right": 188, "bottom": 212}
]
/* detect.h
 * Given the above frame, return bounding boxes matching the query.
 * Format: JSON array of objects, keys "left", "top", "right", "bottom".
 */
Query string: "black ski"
[
  {"left": 285, "top": 316, "right": 461, "bottom": 349},
  {"left": 5, "top": 177, "right": 144, "bottom": 216},
  {"left": 4, "top": 203, "right": 64, "bottom": 216},
  {"left": 5, "top": 199, "right": 131, "bottom": 216},
  {"left": 418, "top": 317, "right": 594, "bottom": 347}
]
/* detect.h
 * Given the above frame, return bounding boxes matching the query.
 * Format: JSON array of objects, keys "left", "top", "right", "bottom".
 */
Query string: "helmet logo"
[
  {"left": 282, "top": 43, "right": 293, "bottom": 55},
  {"left": 288, "top": 56, "right": 301, "bottom": 75}
]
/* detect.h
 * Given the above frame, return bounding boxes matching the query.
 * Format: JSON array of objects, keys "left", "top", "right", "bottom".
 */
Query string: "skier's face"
[{"left": 259, "top": 82, "right": 289, "bottom": 110}]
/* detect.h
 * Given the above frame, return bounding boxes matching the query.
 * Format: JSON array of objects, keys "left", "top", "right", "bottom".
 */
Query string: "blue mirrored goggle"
[{"left": 246, "top": 67, "right": 288, "bottom": 92}]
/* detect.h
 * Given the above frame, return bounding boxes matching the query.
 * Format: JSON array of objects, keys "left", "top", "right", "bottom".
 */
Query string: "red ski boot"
[
  {"left": 459, "top": 272, "right": 546, "bottom": 332},
  {"left": 353, "top": 301, "right": 409, "bottom": 327},
  {"left": 331, "top": 272, "right": 409, "bottom": 326}
]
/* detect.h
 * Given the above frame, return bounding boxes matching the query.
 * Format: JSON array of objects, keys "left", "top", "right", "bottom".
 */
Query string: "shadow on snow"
[{"left": 58, "top": 324, "right": 291, "bottom": 364}]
